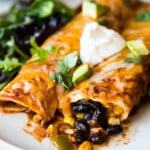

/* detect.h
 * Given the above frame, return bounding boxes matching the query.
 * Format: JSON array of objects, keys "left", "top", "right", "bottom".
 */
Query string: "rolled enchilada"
[
  {"left": 0, "top": 14, "right": 94, "bottom": 122},
  {"left": 57, "top": 1, "right": 150, "bottom": 146},
  {"left": 0, "top": 0, "right": 128, "bottom": 123},
  {"left": 0, "top": 0, "right": 148, "bottom": 148}
]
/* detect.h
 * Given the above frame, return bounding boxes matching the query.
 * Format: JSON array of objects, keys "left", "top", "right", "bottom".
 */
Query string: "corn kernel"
[
  {"left": 63, "top": 117, "right": 75, "bottom": 126},
  {"left": 79, "top": 141, "right": 93, "bottom": 150},
  {"left": 113, "top": 106, "right": 123, "bottom": 116},
  {"left": 108, "top": 117, "right": 120, "bottom": 125},
  {"left": 33, "top": 115, "right": 42, "bottom": 123},
  {"left": 75, "top": 113, "right": 84, "bottom": 119},
  {"left": 47, "top": 124, "right": 57, "bottom": 137}
]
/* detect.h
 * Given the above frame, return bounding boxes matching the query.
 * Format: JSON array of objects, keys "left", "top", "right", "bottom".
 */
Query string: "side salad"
[{"left": 0, "top": 0, "right": 76, "bottom": 90}]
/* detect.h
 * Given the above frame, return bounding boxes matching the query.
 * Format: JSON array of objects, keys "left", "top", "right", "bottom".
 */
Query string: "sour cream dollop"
[{"left": 80, "top": 22, "right": 126, "bottom": 66}]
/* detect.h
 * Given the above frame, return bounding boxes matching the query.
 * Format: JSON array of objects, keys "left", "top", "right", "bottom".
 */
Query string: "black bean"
[
  {"left": 13, "top": 13, "right": 69, "bottom": 54},
  {"left": 74, "top": 130, "right": 88, "bottom": 144},
  {"left": 74, "top": 120, "right": 89, "bottom": 132},
  {"left": 89, "top": 100, "right": 106, "bottom": 114},
  {"left": 47, "top": 13, "right": 69, "bottom": 28},
  {"left": 83, "top": 113, "right": 93, "bottom": 122},
  {"left": 97, "top": 119, "right": 108, "bottom": 129},
  {"left": 71, "top": 100, "right": 95, "bottom": 113},
  {"left": 89, "top": 128, "right": 108, "bottom": 144},
  {"left": 91, "top": 109, "right": 107, "bottom": 126},
  {"left": 92, "top": 110, "right": 104, "bottom": 121},
  {"left": 0, "top": 74, "right": 7, "bottom": 82},
  {"left": 106, "top": 125, "right": 123, "bottom": 135},
  {"left": 13, "top": 19, "right": 39, "bottom": 54}
]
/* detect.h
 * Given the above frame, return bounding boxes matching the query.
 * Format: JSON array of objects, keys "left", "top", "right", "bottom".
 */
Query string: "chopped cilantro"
[
  {"left": 30, "top": 37, "right": 51, "bottom": 62},
  {"left": 57, "top": 51, "right": 79, "bottom": 73},
  {"left": 30, "top": 37, "right": 60, "bottom": 62},
  {"left": 125, "top": 56, "right": 142, "bottom": 64},
  {"left": 51, "top": 51, "right": 80, "bottom": 90},
  {"left": 136, "top": 10, "right": 150, "bottom": 22},
  {"left": 51, "top": 73, "right": 74, "bottom": 90}
]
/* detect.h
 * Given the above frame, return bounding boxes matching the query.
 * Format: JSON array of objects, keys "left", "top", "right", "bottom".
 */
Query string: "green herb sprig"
[
  {"left": 51, "top": 51, "right": 80, "bottom": 90},
  {"left": 136, "top": 10, "right": 150, "bottom": 22},
  {"left": 29, "top": 37, "right": 60, "bottom": 62}
]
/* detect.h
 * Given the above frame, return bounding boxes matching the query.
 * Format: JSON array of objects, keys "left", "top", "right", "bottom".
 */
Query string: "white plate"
[{"left": 0, "top": 0, "right": 150, "bottom": 150}]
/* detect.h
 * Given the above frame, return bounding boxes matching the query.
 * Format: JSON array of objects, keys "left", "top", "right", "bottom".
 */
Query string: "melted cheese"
[{"left": 90, "top": 61, "right": 134, "bottom": 82}]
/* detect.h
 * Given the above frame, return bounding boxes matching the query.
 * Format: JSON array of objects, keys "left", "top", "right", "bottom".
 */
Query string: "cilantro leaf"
[
  {"left": 64, "top": 52, "right": 79, "bottom": 70},
  {"left": 30, "top": 37, "right": 52, "bottom": 62},
  {"left": 51, "top": 73, "right": 74, "bottom": 90},
  {"left": 57, "top": 51, "right": 79, "bottom": 73},
  {"left": 51, "top": 51, "right": 80, "bottom": 90},
  {"left": 0, "top": 57, "right": 22, "bottom": 73},
  {"left": 136, "top": 10, "right": 150, "bottom": 22}
]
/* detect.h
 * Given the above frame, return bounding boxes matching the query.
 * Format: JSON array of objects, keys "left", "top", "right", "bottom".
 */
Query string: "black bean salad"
[{"left": 0, "top": 0, "right": 77, "bottom": 90}]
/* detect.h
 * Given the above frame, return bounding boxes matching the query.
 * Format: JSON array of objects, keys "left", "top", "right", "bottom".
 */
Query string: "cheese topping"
[
  {"left": 80, "top": 22, "right": 126, "bottom": 66},
  {"left": 90, "top": 61, "right": 134, "bottom": 82}
]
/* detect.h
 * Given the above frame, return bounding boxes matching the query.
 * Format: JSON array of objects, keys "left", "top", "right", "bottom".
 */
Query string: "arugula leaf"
[
  {"left": 125, "top": 56, "right": 142, "bottom": 64},
  {"left": 6, "top": 37, "right": 29, "bottom": 59},
  {"left": 54, "top": 0, "right": 76, "bottom": 18},
  {"left": 51, "top": 51, "right": 80, "bottom": 90},
  {"left": 0, "top": 68, "right": 19, "bottom": 90},
  {"left": 0, "top": 57, "right": 22, "bottom": 90},
  {"left": 136, "top": 10, "right": 150, "bottom": 22},
  {"left": 27, "top": 0, "right": 54, "bottom": 18},
  {"left": 0, "top": 36, "right": 27, "bottom": 90},
  {"left": 0, "top": 28, "right": 5, "bottom": 39},
  {"left": 0, "top": 0, "right": 76, "bottom": 91},
  {"left": 30, "top": 37, "right": 61, "bottom": 62},
  {"left": 0, "top": 57, "right": 22, "bottom": 73}
]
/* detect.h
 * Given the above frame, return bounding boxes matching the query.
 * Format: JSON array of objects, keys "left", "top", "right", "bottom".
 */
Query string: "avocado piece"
[
  {"left": 82, "top": 0, "right": 99, "bottom": 19},
  {"left": 52, "top": 135, "right": 73, "bottom": 150},
  {"left": 126, "top": 40, "right": 150, "bottom": 56},
  {"left": 72, "top": 63, "right": 91, "bottom": 84},
  {"left": 82, "top": 0, "right": 107, "bottom": 19}
]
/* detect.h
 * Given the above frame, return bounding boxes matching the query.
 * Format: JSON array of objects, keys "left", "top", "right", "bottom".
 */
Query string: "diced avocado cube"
[
  {"left": 52, "top": 135, "right": 73, "bottom": 150},
  {"left": 126, "top": 40, "right": 150, "bottom": 56},
  {"left": 82, "top": 0, "right": 99, "bottom": 19},
  {"left": 72, "top": 63, "right": 91, "bottom": 84}
]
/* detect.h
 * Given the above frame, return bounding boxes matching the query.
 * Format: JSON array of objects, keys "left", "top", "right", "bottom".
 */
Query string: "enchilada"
[{"left": 0, "top": 0, "right": 149, "bottom": 149}]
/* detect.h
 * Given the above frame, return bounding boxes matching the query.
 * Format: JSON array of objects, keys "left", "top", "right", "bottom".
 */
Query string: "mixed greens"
[{"left": 0, "top": 0, "right": 76, "bottom": 90}]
